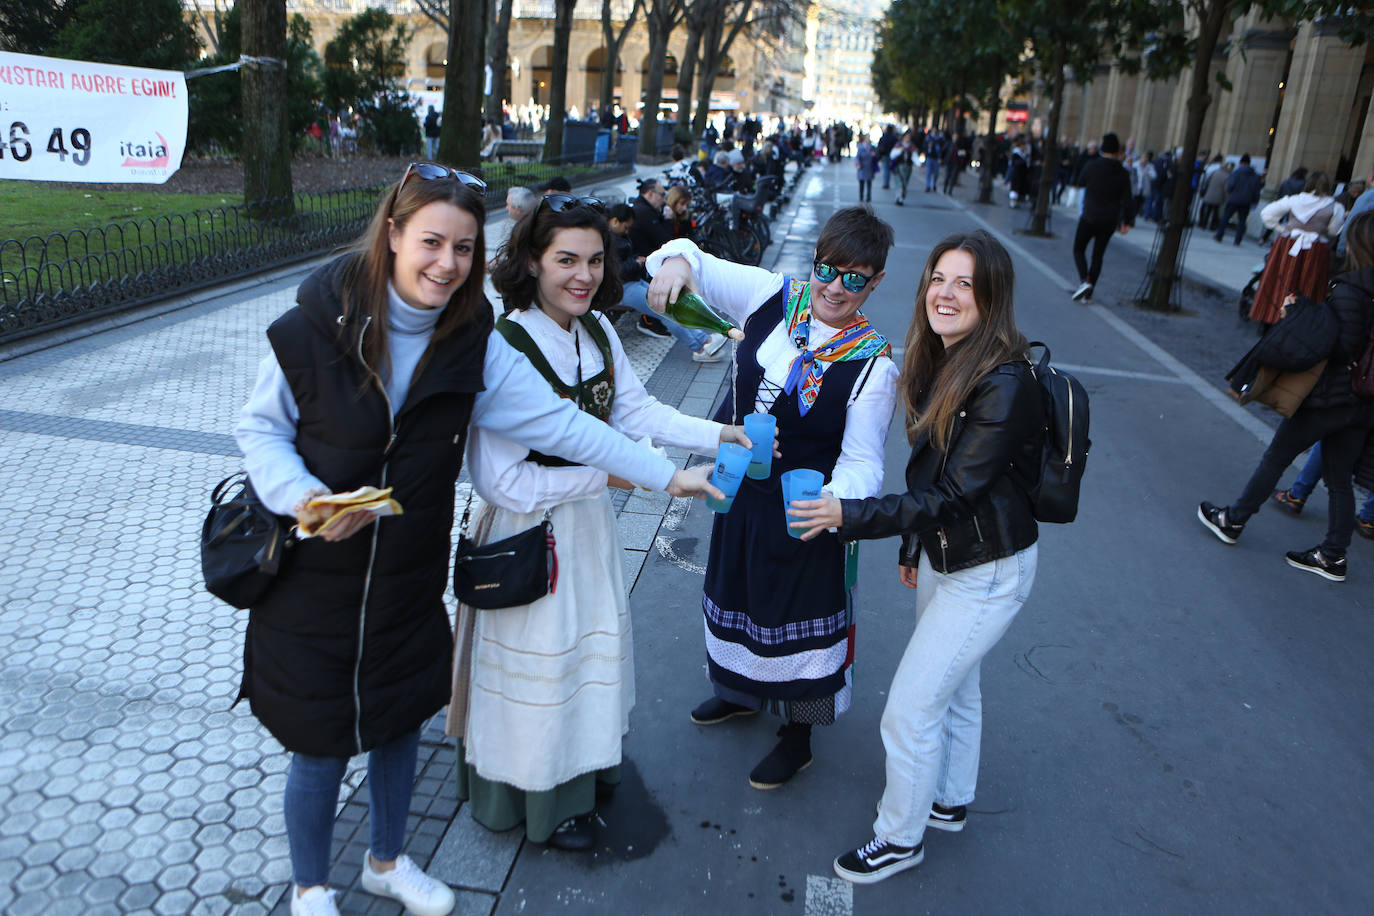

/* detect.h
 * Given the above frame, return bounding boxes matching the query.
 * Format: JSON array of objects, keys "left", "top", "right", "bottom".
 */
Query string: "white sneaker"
[
  {"left": 359, "top": 852, "right": 455, "bottom": 916},
  {"left": 693, "top": 332, "right": 729, "bottom": 362},
  {"left": 290, "top": 886, "right": 340, "bottom": 916},
  {"left": 1071, "top": 281, "right": 1093, "bottom": 301}
]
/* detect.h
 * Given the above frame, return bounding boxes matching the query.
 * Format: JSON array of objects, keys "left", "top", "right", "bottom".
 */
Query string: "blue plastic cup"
[
  {"left": 781, "top": 468, "right": 825, "bottom": 538},
  {"left": 706, "top": 443, "right": 753, "bottom": 513},
  {"left": 743, "top": 413, "right": 777, "bottom": 480}
]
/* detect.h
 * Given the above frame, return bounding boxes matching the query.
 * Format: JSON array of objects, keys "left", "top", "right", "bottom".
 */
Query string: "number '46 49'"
[{"left": 1, "top": 123, "right": 92, "bottom": 166}]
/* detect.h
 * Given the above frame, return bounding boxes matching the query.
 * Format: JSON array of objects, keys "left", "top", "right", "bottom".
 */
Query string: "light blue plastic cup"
[
  {"left": 706, "top": 442, "right": 752, "bottom": 513},
  {"left": 743, "top": 413, "right": 777, "bottom": 480},
  {"left": 781, "top": 468, "right": 825, "bottom": 539}
]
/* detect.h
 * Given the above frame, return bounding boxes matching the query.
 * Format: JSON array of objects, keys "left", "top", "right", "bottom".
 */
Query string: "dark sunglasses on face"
[
  {"left": 399, "top": 161, "right": 488, "bottom": 191},
  {"left": 813, "top": 259, "right": 876, "bottom": 293},
  {"left": 539, "top": 193, "right": 606, "bottom": 213}
]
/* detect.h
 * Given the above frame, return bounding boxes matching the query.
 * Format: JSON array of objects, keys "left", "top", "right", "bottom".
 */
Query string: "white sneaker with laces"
[
  {"left": 692, "top": 332, "right": 729, "bottom": 362},
  {"left": 290, "top": 885, "right": 340, "bottom": 916},
  {"left": 359, "top": 852, "right": 456, "bottom": 916}
]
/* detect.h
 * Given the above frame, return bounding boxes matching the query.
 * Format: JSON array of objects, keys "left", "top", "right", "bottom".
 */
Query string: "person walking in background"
[
  {"left": 1199, "top": 211, "right": 1374, "bottom": 583},
  {"left": 1007, "top": 137, "right": 1031, "bottom": 208},
  {"left": 924, "top": 129, "right": 945, "bottom": 193},
  {"left": 1259, "top": 166, "right": 1309, "bottom": 243},
  {"left": 1069, "top": 133, "right": 1135, "bottom": 302},
  {"left": 450, "top": 196, "right": 748, "bottom": 852},
  {"left": 1198, "top": 157, "right": 1230, "bottom": 232},
  {"left": 788, "top": 230, "right": 1043, "bottom": 885},
  {"left": 892, "top": 134, "right": 915, "bottom": 206},
  {"left": 855, "top": 137, "right": 876, "bottom": 203},
  {"left": 423, "top": 107, "right": 441, "bottom": 159},
  {"left": 233, "top": 162, "right": 718, "bottom": 916},
  {"left": 877, "top": 125, "right": 897, "bottom": 190},
  {"left": 1248, "top": 171, "right": 1345, "bottom": 326},
  {"left": 1214, "top": 154, "right": 1262, "bottom": 245},
  {"left": 505, "top": 186, "right": 537, "bottom": 223},
  {"left": 644, "top": 207, "right": 899, "bottom": 793}
]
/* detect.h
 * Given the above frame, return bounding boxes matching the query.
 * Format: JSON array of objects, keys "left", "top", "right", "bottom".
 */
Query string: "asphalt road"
[{"left": 493, "top": 161, "right": 1374, "bottom": 915}]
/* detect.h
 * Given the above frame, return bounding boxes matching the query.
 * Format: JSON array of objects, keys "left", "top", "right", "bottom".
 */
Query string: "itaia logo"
[{"left": 120, "top": 133, "right": 171, "bottom": 169}]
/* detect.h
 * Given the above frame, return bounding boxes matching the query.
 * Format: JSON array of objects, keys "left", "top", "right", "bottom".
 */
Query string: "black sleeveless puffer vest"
[{"left": 241, "top": 256, "right": 491, "bottom": 757}]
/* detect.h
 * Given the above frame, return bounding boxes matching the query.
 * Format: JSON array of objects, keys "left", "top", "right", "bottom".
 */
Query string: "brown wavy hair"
[
  {"left": 1344, "top": 210, "right": 1374, "bottom": 272},
  {"left": 901, "top": 230, "right": 1029, "bottom": 447},
  {"left": 490, "top": 200, "right": 624, "bottom": 314},
  {"left": 340, "top": 165, "right": 488, "bottom": 385}
]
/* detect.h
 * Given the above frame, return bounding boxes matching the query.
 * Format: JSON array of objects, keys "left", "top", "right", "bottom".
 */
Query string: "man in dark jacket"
[
  {"left": 1215, "top": 154, "right": 1263, "bottom": 245},
  {"left": 1070, "top": 133, "right": 1135, "bottom": 301},
  {"left": 628, "top": 180, "right": 681, "bottom": 341}
]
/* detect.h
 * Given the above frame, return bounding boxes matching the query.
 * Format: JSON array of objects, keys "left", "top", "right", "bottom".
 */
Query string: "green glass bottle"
[{"left": 666, "top": 291, "right": 744, "bottom": 340}]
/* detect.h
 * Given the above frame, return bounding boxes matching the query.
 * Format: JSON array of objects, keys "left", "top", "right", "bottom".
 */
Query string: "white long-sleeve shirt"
[
  {"left": 468, "top": 307, "right": 724, "bottom": 514},
  {"left": 234, "top": 286, "right": 676, "bottom": 516},
  {"left": 646, "top": 239, "right": 898, "bottom": 500}
]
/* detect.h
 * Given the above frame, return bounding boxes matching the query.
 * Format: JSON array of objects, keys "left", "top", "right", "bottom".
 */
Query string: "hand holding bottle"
[{"left": 647, "top": 255, "right": 696, "bottom": 314}]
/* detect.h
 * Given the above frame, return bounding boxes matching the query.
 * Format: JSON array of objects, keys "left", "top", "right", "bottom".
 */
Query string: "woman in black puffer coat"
[{"left": 1199, "top": 210, "right": 1374, "bottom": 582}]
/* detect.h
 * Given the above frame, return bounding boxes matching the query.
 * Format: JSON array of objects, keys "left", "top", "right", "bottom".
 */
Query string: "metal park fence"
[{"left": 0, "top": 156, "right": 632, "bottom": 345}]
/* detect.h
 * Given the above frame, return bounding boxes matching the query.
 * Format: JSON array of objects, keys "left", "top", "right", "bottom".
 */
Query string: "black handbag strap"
[{"left": 458, "top": 490, "right": 553, "bottom": 538}]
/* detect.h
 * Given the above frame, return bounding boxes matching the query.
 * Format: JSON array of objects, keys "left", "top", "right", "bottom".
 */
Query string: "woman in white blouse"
[
  {"left": 446, "top": 195, "right": 754, "bottom": 851},
  {"left": 1250, "top": 170, "right": 1346, "bottom": 325},
  {"left": 646, "top": 206, "right": 900, "bottom": 790}
]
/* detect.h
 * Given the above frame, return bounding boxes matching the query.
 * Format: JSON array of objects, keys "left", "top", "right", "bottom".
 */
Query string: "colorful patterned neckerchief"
[{"left": 781, "top": 277, "right": 890, "bottom": 416}]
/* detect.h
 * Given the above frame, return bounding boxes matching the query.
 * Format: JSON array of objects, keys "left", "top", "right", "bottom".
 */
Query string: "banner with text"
[{"left": 0, "top": 51, "right": 188, "bottom": 184}]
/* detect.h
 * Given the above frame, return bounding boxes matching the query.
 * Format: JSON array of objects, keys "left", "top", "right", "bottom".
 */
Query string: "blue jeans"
[
  {"left": 874, "top": 545, "right": 1038, "bottom": 848},
  {"left": 1289, "top": 442, "right": 1374, "bottom": 522},
  {"left": 619, "top": 279, "right": 707, "bottom": 351},
  {"left": 925, "top": 159, "right": 941, "bottom": 191},
  {"left": 284, "top": 729, "right": 420, "bottom": 887}
]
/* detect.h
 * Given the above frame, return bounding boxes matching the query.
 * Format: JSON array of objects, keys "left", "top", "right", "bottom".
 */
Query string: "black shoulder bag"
[
  {"left": 452, "top": 495, "right": 558, "bottom": 609},
  {"left": 201, "top": 471, "right": 295, "bottom": 609}
]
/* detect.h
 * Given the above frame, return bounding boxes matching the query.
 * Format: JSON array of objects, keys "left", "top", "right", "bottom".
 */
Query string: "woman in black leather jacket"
[{"left": 791, "top": 230, "right": 1043, "bottom": 884}]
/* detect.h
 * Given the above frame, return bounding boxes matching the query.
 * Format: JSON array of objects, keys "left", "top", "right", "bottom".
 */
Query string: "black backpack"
[{"left": 1022, "top": 343, "right": 1091, "bottom": 523}]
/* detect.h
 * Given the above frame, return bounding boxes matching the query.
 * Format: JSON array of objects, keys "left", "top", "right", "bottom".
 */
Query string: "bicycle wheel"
[
  {"left": 701, "top": 222, "right": 740, "bottom": 262},
  {"left": 733, "top": 223, "right": 763, "bottom": 266}
]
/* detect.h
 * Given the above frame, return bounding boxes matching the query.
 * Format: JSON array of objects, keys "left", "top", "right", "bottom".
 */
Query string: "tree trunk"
[
  {"left": 241, "top": 0, "right": 293, "bottom": 216},
  {"left": 692, "top": 0, "right": 749, "bottom": 135},
  {"left": 976, "top": 78, "right": 1001, "bottom": 205},
  {"left": 639, "top": 11, "right": 671, "bottom": 157},
  {"left": 485, "top": 0, "right": 514, "bottom": 120},
  {"left": 1141, "top": 0, "right": 1231, "bottom": 312},
  {"left": 1027, "top": 44, "right": 1066, "bottom": 236},
  {"left": 600, "top": 0, "right": 638, "bottom": 115},
  {"left": 543, "top": 0, "right": 578, "bottom": 161},
  {"left": 440, "top": 0, "right": 488, "bottom": 166},
  {"left": 677, "top": 19, "right": 702, "bottom": 129}
]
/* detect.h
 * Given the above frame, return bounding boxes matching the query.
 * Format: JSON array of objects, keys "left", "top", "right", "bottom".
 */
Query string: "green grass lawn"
[{"left": 0, "top": 182, "right": 245, "bottom": 242}]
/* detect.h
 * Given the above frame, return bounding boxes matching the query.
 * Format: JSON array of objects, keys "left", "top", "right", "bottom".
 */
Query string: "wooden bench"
[{"left": 484, "top": 139, "right": 543, "bottom": 162}]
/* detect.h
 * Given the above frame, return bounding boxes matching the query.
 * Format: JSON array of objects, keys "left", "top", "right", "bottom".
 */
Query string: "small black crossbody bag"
[{"left": 452, "top": 495, "right": 558, "bottom": 609}]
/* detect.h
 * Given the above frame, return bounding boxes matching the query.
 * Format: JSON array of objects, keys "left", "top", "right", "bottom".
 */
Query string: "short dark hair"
[
  {"left": 1240, "top": 154, "right": 1251, "bottom": 165},
  {"left": 813, "top": 206, "right": 895, "bottom": 273},
  {"left": 1100, "top": 132, "right": 1120, "bottom": 155},
  {"left": 608, "top": 203, "right": 634, "bottom": 223},
  {"left": 491, "top": 202, "right": 624, "bottom": 314},
  {"left": 541, "top": 175, "right": 572, "bottom": 193}
]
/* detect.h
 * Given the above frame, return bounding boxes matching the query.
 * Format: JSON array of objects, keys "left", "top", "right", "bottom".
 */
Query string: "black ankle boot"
[{"left": 748, "top": 723, "right": 812, "bottom": 790}]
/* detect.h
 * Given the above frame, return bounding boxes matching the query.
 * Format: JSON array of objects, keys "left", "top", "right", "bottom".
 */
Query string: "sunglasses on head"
[
  {"left": 813, "top": 259, "right": 876, "bottom": 293},
  {"left": 399, "top": 161, "right": 488, "bottom": 191},
  {"left": 539, "top": 193, "right": 606, "bottom": 213}
]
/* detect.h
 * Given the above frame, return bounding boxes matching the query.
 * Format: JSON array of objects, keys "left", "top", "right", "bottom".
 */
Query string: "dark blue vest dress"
[{"left": 702, "top": 282, "right": 871, "bottom": 724}]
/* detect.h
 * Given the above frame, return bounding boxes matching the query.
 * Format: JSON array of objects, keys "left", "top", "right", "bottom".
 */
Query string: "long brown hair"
[
  {"left": 340, "top": 166, "right": 488, "bottom": 384},
  {"left": 490, "top": 200, "right": 623, "bottom": 314},
  {"left": 1344, "top": 210, "right": 1374, "bottom": 272},
  {"left": 902, "top": 230, "right": 1029, "bottom": 447}
]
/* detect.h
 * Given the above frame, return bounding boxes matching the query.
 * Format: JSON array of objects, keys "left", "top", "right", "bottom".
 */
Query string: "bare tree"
[
  {"left": 241, "top": 0, "right": 292, "bottom": 213},
  {"left": 486, "top": 0, "right": 515, "bottom": 120},
  {"left": 542, "top": 0, "right": 579, "bottom": 160},
  {"left": 192, "top": 0, "right": 232, "bottom": 55},
  {"left": 439, "top": 0, "right": 488, "bottom": 165},
  {"left": 690, "top": 0, "right": 755, "bottom": 134},
  {"left": 600, "top": 0, "right": 642, "bottom": 115},
  {"left": 414, "top": 0, "right": 449, "bottom": 31},
  {"left": 639, "top": 0, "right": 686, "bottom": 157}
]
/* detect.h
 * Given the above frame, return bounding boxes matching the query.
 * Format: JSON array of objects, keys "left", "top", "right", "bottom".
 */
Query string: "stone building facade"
[{"left": 1015, "top": 11, "right": 1372, "bottom": 190}]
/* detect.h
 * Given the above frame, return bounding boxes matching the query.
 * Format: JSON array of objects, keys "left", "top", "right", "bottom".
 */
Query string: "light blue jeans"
[
  {"left": 619, "top": 279, "right": 707, "bottom": 351},
  {"left": 874, "top": 545, "right": 1038, "bottom": 848}
]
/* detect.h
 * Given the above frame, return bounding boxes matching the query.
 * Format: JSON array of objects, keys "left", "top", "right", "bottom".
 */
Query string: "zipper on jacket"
[
  {"left": 938, "top": 528, "right": 948, "bottom": 569},
  {"left": 973, "top": 514, "right": 984, "bottom": 543},
  {"left": 350, "top": 314, "right": 394, "bottom": 755}
]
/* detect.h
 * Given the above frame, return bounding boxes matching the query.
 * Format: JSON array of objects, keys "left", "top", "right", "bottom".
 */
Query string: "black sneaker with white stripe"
[
  {"left": 927, "top": 802, "right": 967, "bottom": 832},
  {"left": 833, "top": 837, "right": 923, "bottom": 884}
]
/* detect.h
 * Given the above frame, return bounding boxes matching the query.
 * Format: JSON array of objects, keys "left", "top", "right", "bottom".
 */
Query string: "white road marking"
[
  {"left": 957, "top": 206, "right": 1274, "bottom": 445},
  {"left": 654, "top": 495, "right": 706, "bottom": 575},
  {"left": 804, "top": 874, "right": 854, "bottom": 916},
  {"left": 1051, "top": 362, "right": 1185, "bottom": 384}
]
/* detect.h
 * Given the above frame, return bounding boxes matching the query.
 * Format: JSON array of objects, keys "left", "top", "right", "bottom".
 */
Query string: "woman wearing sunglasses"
[
  {"left": 234, "top": 164, "right": 719, "bottom": 916},
  {"left": 645, "top": 206, "right": 900, "bottom": 790},
  {"left": 788, "top": 230, "right": 1042, "bottom": 884},
  {"left": 447, "top": 192, "right": 755, "bottom": 851}
]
